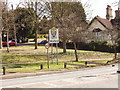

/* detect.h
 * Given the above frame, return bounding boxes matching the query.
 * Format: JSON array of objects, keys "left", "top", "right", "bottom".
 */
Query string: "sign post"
[
  {"left": 51, "top": 43, "right": 53, "bottom": 64},
  {"left": 45, "top": 43, "right": 50, "bottom": 68},
  {"left": 49, "top": 27, "right": 59, "bottom": 44},
  {"left": 49, "top": 27, "right": 59, "bottom": 65},
  {"left": 56, "top": 43, "right": 58, "bottom": 65}
]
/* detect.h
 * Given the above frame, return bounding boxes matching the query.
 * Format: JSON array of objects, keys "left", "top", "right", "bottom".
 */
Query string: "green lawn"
[
  {"left": 2, "top": 45, "right": 114, "bottom": 64},
  {"left": 1, "top": 60, "right": 111, "bottom": 73},
  {"left": 1, "top": 45, "right": 115, "bottom": 73}
]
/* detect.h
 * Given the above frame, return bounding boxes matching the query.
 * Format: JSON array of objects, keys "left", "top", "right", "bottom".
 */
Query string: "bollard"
[
  {"left": 40, "top": 64, "right": 43, "bottom": 69},
  {"left": 64, "top": 63, "right": 67, "bottom": 68},
  {"left": 117, "top": 71, "right": 120, "bottom": 73},
  {"left": 3, "top": 67, "right": 6, "bottom": 75},
  {"left": 112, "top": 65, "right": 115, "bottom": 67},
  {"left": 85, "top": 61, "right": 87, "bottom": 65}
]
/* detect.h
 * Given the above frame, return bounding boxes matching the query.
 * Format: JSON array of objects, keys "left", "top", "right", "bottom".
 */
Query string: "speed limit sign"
[{"left": 45, "top": 43, "right": 49, "bottom": 49}]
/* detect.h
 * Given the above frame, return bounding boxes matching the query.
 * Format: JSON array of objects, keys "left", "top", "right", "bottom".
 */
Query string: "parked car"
[
  {"left": 2, "top": 41, "right": 8, "bottom": 46},
  {"left": 2, "top": 40, "right": 17, "bottom": 46},
  {"left": 9, "top": 40, "right": 17, "bottom": 46},
  {"left": 38, "top": 40, "right": 48, "bottom": 46},
  {"left": 12, "top": 39, "right": 22, "bottom": 43}
]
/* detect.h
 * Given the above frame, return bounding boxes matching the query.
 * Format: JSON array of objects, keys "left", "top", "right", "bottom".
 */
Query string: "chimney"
[
  {"left": 115, "top": 10, "right": 120, "bottom": 19},
  {"left": 106, "top": 5, "right": 113, "bottom": 21},
  {"left": 115, "top": 0, "right": 120, "bottom": 19}
]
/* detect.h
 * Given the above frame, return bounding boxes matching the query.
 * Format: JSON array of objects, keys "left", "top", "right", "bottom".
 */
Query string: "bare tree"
[
  {"left": 22, "top": 0, "right": 50, "bottom": 49},
  {"left": 2, "top": 1, "right": 10, "bottom": 52},
  {"left": 11, "top": 4, "right": 17, "bottom": 46},
  {"left": 109, "top": 30, "right": 119, "bottom": 59},
  {"left": 50, "top": 2, "right": 86, "bottom": 54},
  {"left": 65, "top": 13, "right": 87, "bottom": 62},
  {"left": 0, "top": 0, "right": 4, "bottom": 49}
]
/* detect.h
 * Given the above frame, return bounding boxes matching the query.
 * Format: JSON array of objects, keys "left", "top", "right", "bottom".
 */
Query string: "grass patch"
[
  {"left": 0, "top": 59, "right": 114, "bottom": 73},
  {"left": 1, "top": 45, "right": 115, "bottom": 73},
  {"left": 2, "top": 45, "right": 114, "bottom": 64}
]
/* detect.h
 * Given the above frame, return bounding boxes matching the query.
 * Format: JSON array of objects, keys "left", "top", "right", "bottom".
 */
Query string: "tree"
[
  {"left": 0, "top": 0, "right": 4, "bottom": 49},
  {"left": 50, "top": 2, "right": 86, "bottom": 61},
  {"left": 2, "top": 1, "right": 10, "bottom": 52},
  {"left": 65, "top": 13, "right": 87, "bottom": 62},
  {"left": 11, "top": 4, "right": 17, "bottom": 46},
  {"left": 50, "top": 2, "right": 86, "bottom": 54},
  {"left": 14, "top": 7, "right": 35, "bottom": 42},
  {"left": 22, "top": 0, "right": 50, "bottom": 49},
  {"left": 3, "top": 8, "right": 17, "bottom": 41},
  {"left": 102, "top": 28, "right": 120, "bottom": 59}
]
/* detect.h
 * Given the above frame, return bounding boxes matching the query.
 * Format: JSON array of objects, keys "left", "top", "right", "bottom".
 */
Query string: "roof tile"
[{"left": 96, "top": 17, "right": 113, "bottom": 30}]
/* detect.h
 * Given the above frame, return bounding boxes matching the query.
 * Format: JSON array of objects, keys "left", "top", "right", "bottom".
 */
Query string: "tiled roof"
[
  {"left": 87, "top": 16, "right": 113, "bottom": 30},
  {"left": 86, "top": 20, "right": 90, "bottom": 24},
  {"left": 95, "top": 16, "right": 113, "bottom": 30}
]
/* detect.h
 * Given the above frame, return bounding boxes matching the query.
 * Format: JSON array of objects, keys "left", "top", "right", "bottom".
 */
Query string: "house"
[
  {"left": 87, "top": 5, "right": 120, "bottom": 42},
  {"left": 87, "top": 16, "right": 113, "bottom": 41}
]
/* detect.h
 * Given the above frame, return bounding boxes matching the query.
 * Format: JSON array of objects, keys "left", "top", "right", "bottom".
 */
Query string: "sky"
[{"left": 7, "top": 0, "right": 119, "bottom": 20}]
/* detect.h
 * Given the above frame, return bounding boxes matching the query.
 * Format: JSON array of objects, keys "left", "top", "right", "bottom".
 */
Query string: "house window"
[{"left": 92, "top": 28, "right": 102, "bottom": 40}]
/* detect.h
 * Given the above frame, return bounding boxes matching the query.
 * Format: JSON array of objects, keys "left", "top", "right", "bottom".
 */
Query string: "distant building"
[
  {"left": 87, "top": 4, "right": 120, "bottom": 42},
  {"left": 87, "top": 16, "right": 113, "bottom": 41}
]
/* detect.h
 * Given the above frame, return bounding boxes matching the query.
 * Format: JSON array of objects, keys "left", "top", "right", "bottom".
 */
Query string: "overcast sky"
[{"left": 8, "top": 0, "right": 119, "bottom": 20}]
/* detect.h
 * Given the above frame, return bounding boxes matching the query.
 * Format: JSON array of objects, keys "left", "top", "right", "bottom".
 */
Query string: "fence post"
[
  {"left": 85, "top": 61, "right": 87, "bottom": 65},
  {"left": 3, "top": 67, "right": 6, "bottom": 75},
  {"left": 64, "top": 63, "right": 67, "bottom": 68},
  {"left": 40, "top": 64, "right": 43, "bottom": 69},
  {"left": 117, "top": 71, "right": 120, "bottom": 73}
]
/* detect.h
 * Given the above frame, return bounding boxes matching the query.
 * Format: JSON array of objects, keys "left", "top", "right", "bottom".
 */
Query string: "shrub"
[{"left": 60, "top": 41, "right": 119, "bottom": 53}]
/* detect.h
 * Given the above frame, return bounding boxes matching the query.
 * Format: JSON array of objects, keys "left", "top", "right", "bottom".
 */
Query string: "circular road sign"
[{"left": 45, "top": 43, "right": 49, "bottom": 49}]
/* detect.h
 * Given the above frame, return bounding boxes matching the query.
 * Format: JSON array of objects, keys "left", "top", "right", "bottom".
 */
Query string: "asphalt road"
[{"left": 1, "top": 64, "right": 119, "bottom": 88}]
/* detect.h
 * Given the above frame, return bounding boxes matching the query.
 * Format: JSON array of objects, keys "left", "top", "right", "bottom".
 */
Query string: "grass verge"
[{"left": 0, "top": 59, "right": 114, "bottom": 73}]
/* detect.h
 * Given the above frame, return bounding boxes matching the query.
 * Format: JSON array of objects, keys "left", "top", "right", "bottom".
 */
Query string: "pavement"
[
  {"left": 0, "top": 70, "right": 68, "bottom": 79},
  {"left": 1, "top": 68, "right": 88, "bottom": 79}
]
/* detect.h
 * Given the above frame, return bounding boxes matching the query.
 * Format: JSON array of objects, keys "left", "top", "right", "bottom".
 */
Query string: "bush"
[
  {"left": 59, "top": 41, "right": 119, "bottom": 53},
  {"left": 89, "top": 41, "right": 107, "bottom": 50}
]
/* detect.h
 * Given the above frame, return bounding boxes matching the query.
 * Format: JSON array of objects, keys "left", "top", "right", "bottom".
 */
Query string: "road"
[{"left": 1, "top": 64, "right": 119, "bottom": 88}]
